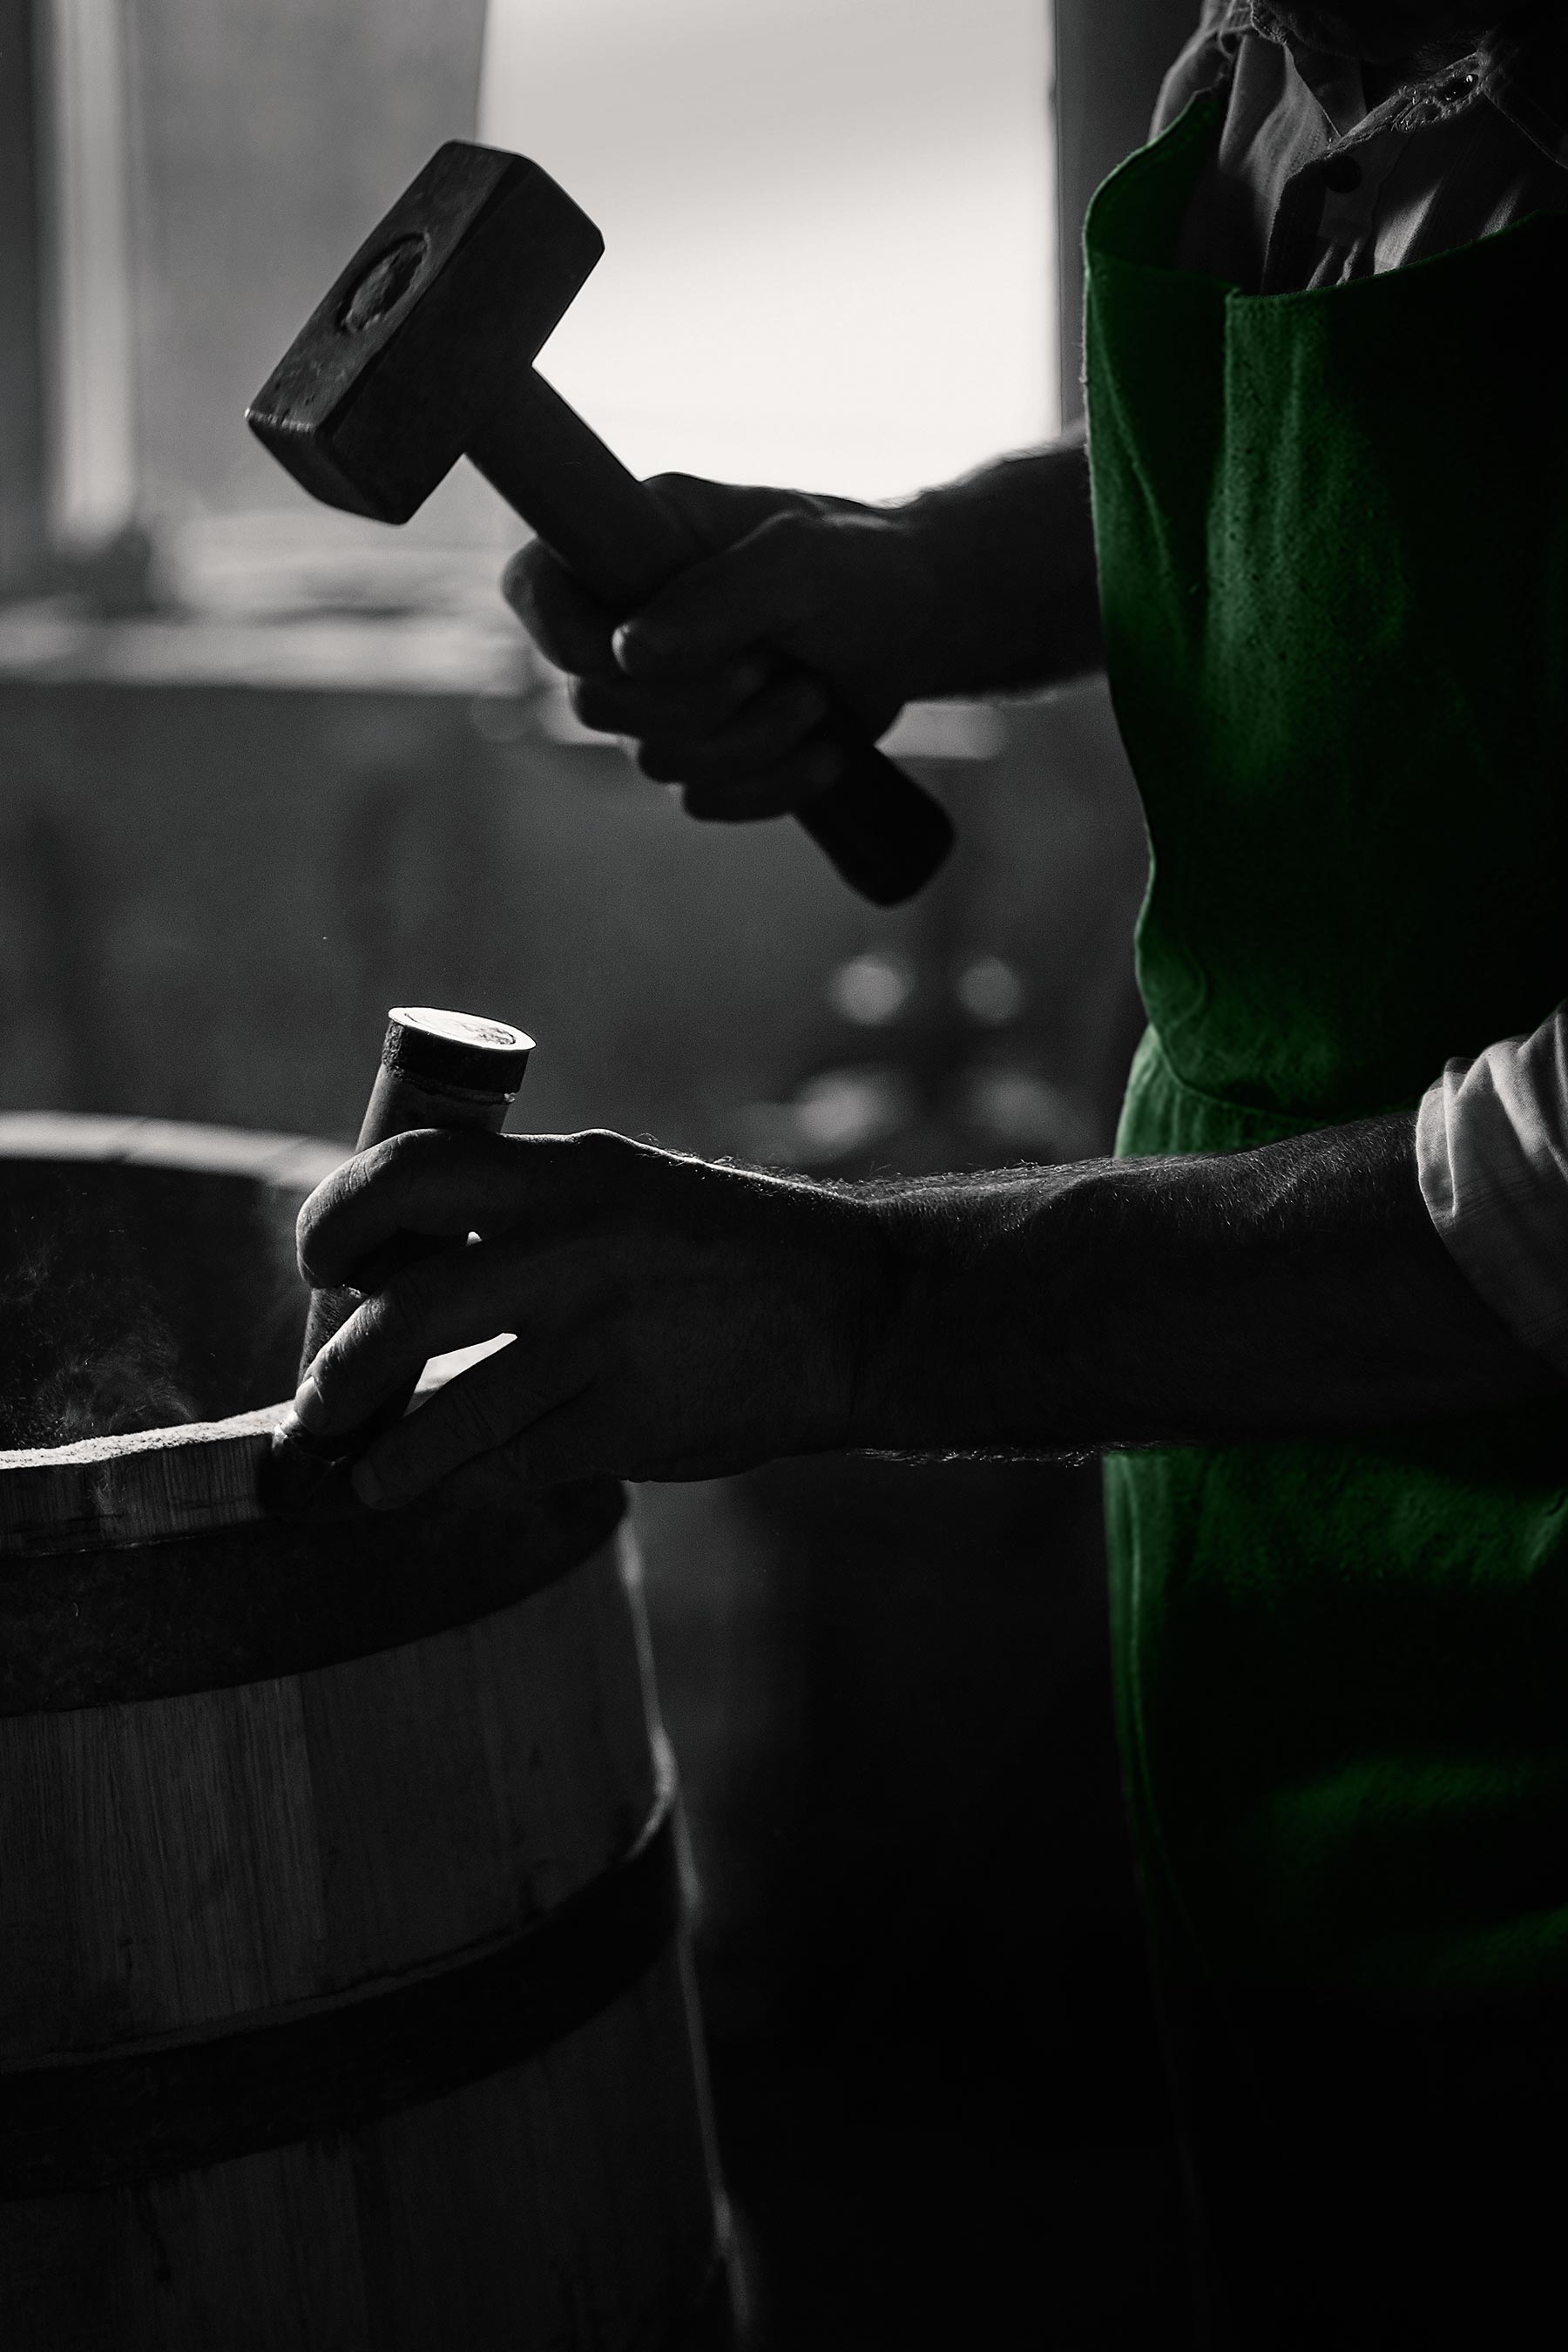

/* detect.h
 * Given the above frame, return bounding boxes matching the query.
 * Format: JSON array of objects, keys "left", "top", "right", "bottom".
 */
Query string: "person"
[{"left": 283, "top": 3, "right": 1568, "bottom": 2340}]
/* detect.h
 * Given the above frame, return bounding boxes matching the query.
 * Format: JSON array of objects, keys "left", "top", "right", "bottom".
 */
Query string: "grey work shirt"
[{"left": 1157, "top": 0, "right": 1568, "bottom": 288}]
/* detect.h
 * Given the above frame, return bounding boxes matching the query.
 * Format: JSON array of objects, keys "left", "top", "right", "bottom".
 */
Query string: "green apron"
[
  {"left": 1085, "top": 95, "right": 1568, "bottom": 2342},
  {"left": 1088, "top": 95, "right": 1568, "bottom": 1992}
]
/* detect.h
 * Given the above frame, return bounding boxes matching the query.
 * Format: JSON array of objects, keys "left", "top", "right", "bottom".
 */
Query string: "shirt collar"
[{"left": 1208, "top": 0, "right": 1568, "bottom": 164}]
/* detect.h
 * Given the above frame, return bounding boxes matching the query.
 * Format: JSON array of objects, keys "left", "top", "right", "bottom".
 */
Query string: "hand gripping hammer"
[{"left": 247, "top": 143, "right": 955, "bottom": 906}]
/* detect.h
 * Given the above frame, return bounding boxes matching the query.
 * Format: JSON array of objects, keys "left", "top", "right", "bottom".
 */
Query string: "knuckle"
[
  {"left": 568, "top": 674, "right": 618, "bottom": 729},
  {"left": 355, "top": 1129, "right": 420, "bottom": 1189},
  {"left": 683, "top": 778, "right": 750, "bottom": 821},
  {"left": 498, "top": 547, "right": 567, "bottom": 649},
  {"left": 308, "top": 1330, "right": 363, "bottom": 1414},
  {"left": 735, "top": 679, "right": 820, "bottom": 762},
  {"left": 784, "top": 672, "right": 829, "bottom": 727},
  {"left": 498, "top": 545, "right": 538, "bottom": 617},
  {"left": 371, "top": 1272, "right": 429, "bottom": 1354},
  {"left": 294, "top": 1196, "right": 321, "bottom": 1280},
  {"left": 572, "top": 1127, "right": 636, "bottom": 1180},
  {"left": 756, "top": 507, "right": 815, "bottom": 564},
  {"left": 294, "top": 1162, "right": 355, "bottom": 1281},
  {"left": 443, "top": 1375, "right": 508, "bottom": 1454},
  {"left": 634, "top": 739, "right": 684, "bottom": 784},
  {"left": 482, "top": 1429, "right": 535, "bottom": 1496},
  {"left": 502, "top": 550, "right": 612, "bottom": 671},
  {"left": 805, "top": 739, "right": 848, "bottom": 793}
]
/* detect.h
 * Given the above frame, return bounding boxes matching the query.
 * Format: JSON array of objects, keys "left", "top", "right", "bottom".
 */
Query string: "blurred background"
[{"left": 1, "top": 1, "right": 1199, "bottom": 2341}]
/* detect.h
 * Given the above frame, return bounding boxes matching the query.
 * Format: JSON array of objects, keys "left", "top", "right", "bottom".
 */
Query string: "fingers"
[
  {"left": 434, "top": 1404, "right": 599, "bottom": 1509},
  {"left": 636, "top": 668, "right": 828, "bottom": 778},
  {"left": 679, "top": 735, "right": 846, "bottom": 822},
  {"left": 501, "top": 542, "right": 620, "bottom": 679},
  {"left": 293, "top": 1241, "right": 534, "bottom": 1436},
  {"left": 296, "top": 1129, "right": 623, "bottom": 1291},
  {"left": 349, "top": 1335, "right": 597, "bottom": 1508},
  {"left": 502, "top": 480, "right": 818, "bottom": 681},
  {"left": 612, "top": 509, "right": 826, "bottom": 679},
  {"left": 293, "top": 1133, "right": 655, "bottom": 1439},
  {"left": 638, "top": 684, "right": 846, "bottom": 821},
  {"left": 504, "top": 518, "right": 834, "bottom": 801},
  {"left": 568, "top": 652, "right": 773, "bottom": 745},
  {"left": 500, "top": 476, "right": 902, "bottom": 819},
  {"left": 297, "top": 1130, "right": 517, "bottom": 1288}
]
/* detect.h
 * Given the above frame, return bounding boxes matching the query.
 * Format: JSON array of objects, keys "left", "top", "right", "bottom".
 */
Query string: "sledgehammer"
[{"left": 247, "top": 142, "right": 954, "bottom": 906}]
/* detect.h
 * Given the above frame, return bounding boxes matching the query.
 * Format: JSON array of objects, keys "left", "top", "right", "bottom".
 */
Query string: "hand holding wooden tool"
[
  {"left": 262, "top": 1005, "right": 532, "bottom": 1518},
  {"left": 247, "top": 143, "right": 955, "bottom": 907}
]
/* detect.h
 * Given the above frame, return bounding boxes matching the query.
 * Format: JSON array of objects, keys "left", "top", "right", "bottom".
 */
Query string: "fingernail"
[
  {"left": 614, "top": 621, "right": 674, "bottom": 669},
  {"left": 292, "top": 1373, "right": 326, "bottom": 1429},
  {"left": 350, "top": 1456, "right": 386, "bottom": 1508}
]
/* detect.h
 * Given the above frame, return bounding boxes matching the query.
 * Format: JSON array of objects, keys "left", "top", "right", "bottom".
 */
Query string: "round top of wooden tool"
[{"left": 382, "top": 1007, "right": 533, "bottom": 1097}]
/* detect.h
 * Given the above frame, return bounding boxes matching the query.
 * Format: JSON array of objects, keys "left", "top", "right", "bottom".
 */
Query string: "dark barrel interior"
[{"left": 0, "top": 1144, "right": 322, "bottom": 1449}]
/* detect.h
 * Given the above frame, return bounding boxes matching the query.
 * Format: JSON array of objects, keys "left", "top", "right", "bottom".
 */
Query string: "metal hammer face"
[{"left": 247, "top": 144, "right": 603, "bottom": 524}]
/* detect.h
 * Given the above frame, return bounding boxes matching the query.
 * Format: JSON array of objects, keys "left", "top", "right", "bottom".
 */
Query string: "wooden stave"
[
  {"left": 0, "top": 1526, "right": 733, "bottom": 2347},
  {"left": 0, "top": 1943, "right": 731, "bottom": 2352},
  {"left": 0, "top": 1530, "right": 665, "bottom": 2050},
  {"left": 0, "top": 1762, "right": 684, "bottom": 2197},
  {"left": 0, "top": 1545, "right": 732, "bottom": 2349}
]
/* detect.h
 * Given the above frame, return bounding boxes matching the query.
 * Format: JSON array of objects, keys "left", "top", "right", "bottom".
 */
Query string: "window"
[{"left": 479, "top": 0, "right": 1057, "bottom": 501}]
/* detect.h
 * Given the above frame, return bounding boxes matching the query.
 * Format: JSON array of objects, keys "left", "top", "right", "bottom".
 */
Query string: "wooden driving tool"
[
  {"left": 262, "top": 1004, "right": 533, "bottom": 1518},
  {"left": 247, "top": 142, "right": 955, "bottom": 907}
]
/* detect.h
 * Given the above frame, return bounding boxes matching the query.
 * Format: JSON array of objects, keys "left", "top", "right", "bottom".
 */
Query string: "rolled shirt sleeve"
[{"left": 1416, "top": 1003, "right": 1568, "bottom": 1378}]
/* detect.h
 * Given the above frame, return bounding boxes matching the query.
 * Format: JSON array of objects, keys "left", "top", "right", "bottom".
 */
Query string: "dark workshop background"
[{"left": 1, "top": 2, "right": 1199, "bottom": 2342}]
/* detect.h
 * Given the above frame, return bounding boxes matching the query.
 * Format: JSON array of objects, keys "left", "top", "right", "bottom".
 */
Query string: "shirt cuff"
[{"left": 1416, "top": 1002, "right": 1568, "bottom": 1380}]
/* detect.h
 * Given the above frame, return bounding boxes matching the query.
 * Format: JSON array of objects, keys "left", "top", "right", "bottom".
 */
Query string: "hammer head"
[{"left": 247, "top": 143, "right": 602, "bottom": 524}]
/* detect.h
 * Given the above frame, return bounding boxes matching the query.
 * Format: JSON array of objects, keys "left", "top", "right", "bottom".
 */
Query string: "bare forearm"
[
  {"left": 286, "top": 1106, "right": 1561, "bottom": 1511},
  {"left": 855, "top": 1114, "right": 1561, "bottom": 1454},
  {"left": 890, "top": 424, "right": 1105, "bottom": 700}
]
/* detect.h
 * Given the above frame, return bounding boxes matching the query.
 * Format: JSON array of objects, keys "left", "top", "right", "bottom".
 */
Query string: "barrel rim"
[
  {"left": 0, "top": 1109, "right": 347, "bottom": 1191},
  {"left": 0, "top": 1114, "right": 487, "bottom": 1551},
  {"left": 0, "top": 1402, "right": 292, "bottom": 1551}
]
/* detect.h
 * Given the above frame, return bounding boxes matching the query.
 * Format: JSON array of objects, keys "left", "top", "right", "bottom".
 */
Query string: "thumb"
[{"left": 614, "top": 489, "right": 826, "bottom": 679}]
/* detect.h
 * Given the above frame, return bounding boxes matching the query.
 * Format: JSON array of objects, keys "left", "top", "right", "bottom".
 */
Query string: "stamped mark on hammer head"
[{"left": 339, "top": 234, "right": 431, "bottom": 335}]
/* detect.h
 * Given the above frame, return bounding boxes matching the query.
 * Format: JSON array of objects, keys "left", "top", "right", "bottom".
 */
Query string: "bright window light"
[{"left": 478, "top": 0, "right": 1057, "bottom": 505}]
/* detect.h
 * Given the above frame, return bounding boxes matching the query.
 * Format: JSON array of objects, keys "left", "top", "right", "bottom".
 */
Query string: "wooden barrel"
[{"left": 0, "top": 1114, "right": 735, "bottom": 2350}]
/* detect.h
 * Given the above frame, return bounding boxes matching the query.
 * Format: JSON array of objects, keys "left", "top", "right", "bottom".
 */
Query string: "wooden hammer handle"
[{"left": 467, "top": 374, "right": 954, "bottom": 907}]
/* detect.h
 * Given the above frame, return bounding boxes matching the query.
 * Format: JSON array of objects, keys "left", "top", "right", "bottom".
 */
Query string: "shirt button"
[{"left": 1320, "top": 154, "right": 1362, "bottom": 194}]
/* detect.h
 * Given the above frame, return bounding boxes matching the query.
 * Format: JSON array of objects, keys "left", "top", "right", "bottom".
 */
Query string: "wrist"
[
  {"left": 843, "top": 1167, "right": 1089, "bottom": 1454},
  {"left": 887, "top": 427, "right": 1105, "bottom": 699}
]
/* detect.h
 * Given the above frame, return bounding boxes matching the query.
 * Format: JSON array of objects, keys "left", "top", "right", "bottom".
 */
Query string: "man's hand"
[
  {"left": 502, "top": 433, "right": 1106, "bottom": 821},
  {"left": 287, "top": 1127, "right": 886, "bottom": 1510},
  {"left": 504, "top": 475, "right": 938, "bottom": 822},
  {"left": 287, "top": 1112, "right": 1563, "bottom": 1513}
]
